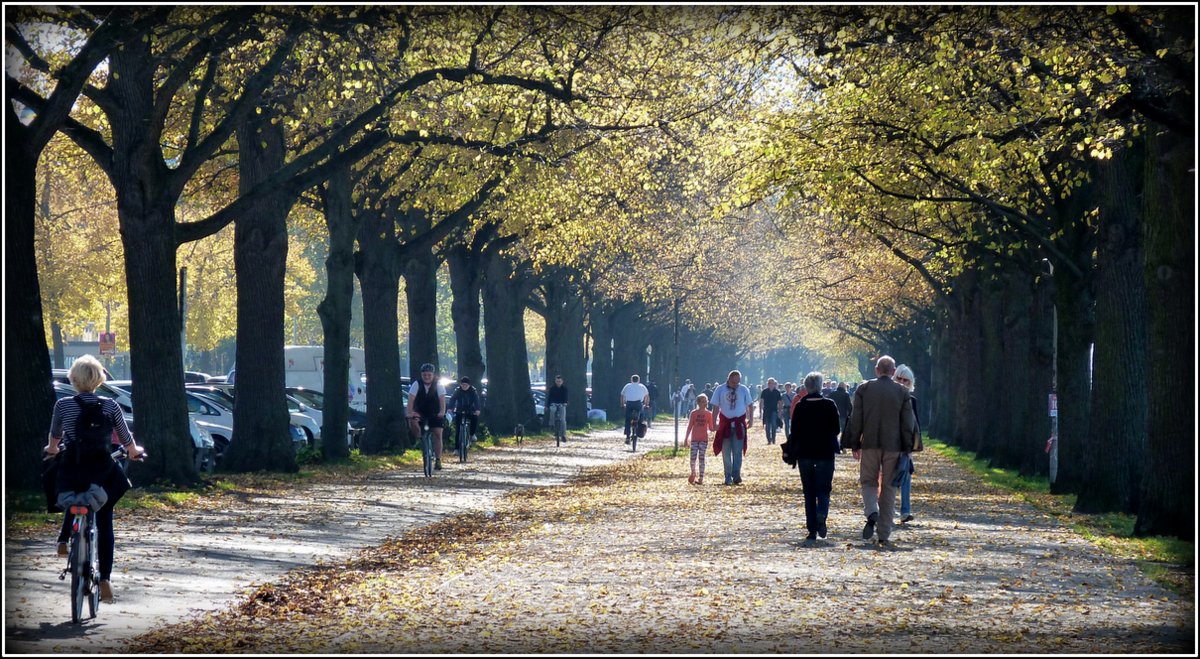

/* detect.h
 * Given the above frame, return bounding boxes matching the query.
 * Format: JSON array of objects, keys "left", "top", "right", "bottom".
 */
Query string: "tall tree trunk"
[
  {"left": 1135, "top": 122, "right": 1194, "bottom": 539},
  {"left": 356, "top": 207, "right": 406, "bottom": 453},
  {"left": 447, "top": 243, "right": 485, "bottom": 385},
  {"left": 317, "top": 163, "right": 356, "bottom": 461},
  {"left": 5, "top": 124, "right": 55, "bottom": 491},
  {"left": 1047, "top": 174, "right": 1098, "bottom": 495},
  {"left": 588, "top": 302, "right": 616, "bottom": 418},
  {"left": 1076, "top": 141, "right": 1147, "bottom": 513},
  {"left": 481, "top": 248, "right": 535, "bottom": 433},
  {"left": 1048, "top": 264, "right": 1095, "bottom": 494},
  {"left": 947, "top": 272, "right": 984, "bottom": 452},
  {"left": 51, "top": 321, "right": 65, "bottom": 369},
  {"left": 224, "top": 114, "right": 295, "bottom": 473},
  {"left": 611, "top": 300, "right": 647, "bottom": 406},
  {"left": 403, "top": 211, "right": 439, "bottom": 381},
  {"left": 109, "top": 41, "right": 194, "bottom": 484},
  {"left": 1016, "top": 267, "right": 1055, "bottom": 477},
  {"left": 543, "top": 273, "right": 588, "bottom": 426},
  {"left": 977, "top": 272, "right": 1006, "bottom": 462}
]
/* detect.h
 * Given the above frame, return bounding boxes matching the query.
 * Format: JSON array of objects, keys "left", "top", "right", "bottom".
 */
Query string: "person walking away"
[
  {"left": 620, "top": 375, "right": 649, "bottom": 445},
  {"left": 828, "top": 381, "right": 852, "bottom": 438},
  {"left": 893, "top": 364, "right": 923, "bottom": 523},
  {"left": 841, "top": 356, "right": 916, "bottom": 547},
  {"left": 781, "top": 382, "right": 797, "bottom": 438},
  {"left": 786, "top": 372, "right": 841, "bottom": 546},
  {"left": 683, "top": 394, "right": 715, "bottom": 485},
  {"left": 712, "top": 370, "right": 755, "bottom": 485},
  {"left": 45, "top": 355, "right": 146, "bottom": 603},
  {"left": 645, "top": 381, "right": 658, "bottom": 427},
  {"left": 759, "top": 378, "right": 784, "bottom": 446},
  {"left": 448, "top": 377, "right": 482, "bottom": 443},
  {"left": 407, "top": 363, "right": 448, "bottom": 469}
]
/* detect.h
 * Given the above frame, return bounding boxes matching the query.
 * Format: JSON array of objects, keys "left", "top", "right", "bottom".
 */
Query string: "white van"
[{"left": 284, "top": 345, "right": 367, "bottom": 412}]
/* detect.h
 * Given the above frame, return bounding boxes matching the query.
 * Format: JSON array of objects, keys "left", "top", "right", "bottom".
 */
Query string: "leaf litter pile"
[{"left": 131, "top": 442, "right": 1193, "bottom": 653}]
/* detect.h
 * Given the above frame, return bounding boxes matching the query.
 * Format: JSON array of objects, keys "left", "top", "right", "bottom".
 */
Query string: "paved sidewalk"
[{"left": 4, "top": 423, "right": 674, "bottom": 654}]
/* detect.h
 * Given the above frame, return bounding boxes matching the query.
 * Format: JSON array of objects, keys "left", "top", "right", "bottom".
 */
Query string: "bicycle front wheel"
[
  {"left": 458, "top": 424, "right": 469, "bottom": 463},
  {"left": 422, "top": 432, "right": 433, "bottom": 477},
  {"left": 87, "top": 528, "right": 99, "bottom": 618}
]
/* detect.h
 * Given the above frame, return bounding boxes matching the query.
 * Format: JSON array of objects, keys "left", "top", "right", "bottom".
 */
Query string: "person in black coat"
[
  {"left": 784, "top": 371, "right": 842, "bottom": 545},
  {"left": 827, "top": 381, "right": 852, "bottom": 439}
]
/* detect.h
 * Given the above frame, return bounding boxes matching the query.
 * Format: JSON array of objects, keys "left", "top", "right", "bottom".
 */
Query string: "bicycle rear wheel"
[{"left": 69, "top": 534, "right": 84, "bottom": 624}]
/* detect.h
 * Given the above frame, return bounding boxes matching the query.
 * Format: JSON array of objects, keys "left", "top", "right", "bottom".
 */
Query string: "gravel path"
[{"left": 4, "top": 423, "right": 675, "bottom": 654}]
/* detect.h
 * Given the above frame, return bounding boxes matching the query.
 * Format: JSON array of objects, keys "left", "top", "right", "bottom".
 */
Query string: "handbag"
[{"left": 892, "top": 454, "right": 912, "bottom": 487}]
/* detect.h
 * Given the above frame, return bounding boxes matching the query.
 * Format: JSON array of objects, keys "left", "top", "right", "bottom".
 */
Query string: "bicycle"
[
  {"left": 419, "top": 421, "right": 434, "bottom": 477},
  {"left": 548, "top": 403, "right": 567, "bottom": 447},
  {"left": 58, "top": 445, "right": 141, "bottom": 624},
  {"left": 455, "top": 416, "right": 471, "bottom": 464}
]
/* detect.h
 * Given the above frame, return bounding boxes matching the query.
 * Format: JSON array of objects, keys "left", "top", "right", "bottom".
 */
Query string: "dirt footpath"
[
  {"left": 128, "top": 432, "right": 1193, "bottom": 654},
  {"left": 4, "top": 424, "right": 674, "bottom": 654}
]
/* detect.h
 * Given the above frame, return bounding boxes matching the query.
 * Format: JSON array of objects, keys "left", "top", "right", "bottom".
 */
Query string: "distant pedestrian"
[
  {"left": 785, "top": 372, "right": 841, "bottom": 546},
  {"left": 702, "top": 383, "right": 715, "bottom": 410},
  {"left": 759, "top": 378, "right": 784, "bottom": 446},
  {"left": 620, "top": 375, "right": 650, "bottom": 445},
  {"left": 841, "top": 356, "right": 916, "bottom": 547},
  {"left": 645, "top": 381, "right": 659, "bottom": 427},
  {"left": 712, "top": 370, "right": 755, "bottom": 486},
  {"left": 683, "top": 394, "right": 715, "bottom": 485},
  {"left": 828, "top": 382, "right": 852, "bottom": 438},
  {"left": 893, "top": 364, "right": 922, "bottom": 524},
  {"left": 781, "top": 382, "right": 797, "bottom": 438}
]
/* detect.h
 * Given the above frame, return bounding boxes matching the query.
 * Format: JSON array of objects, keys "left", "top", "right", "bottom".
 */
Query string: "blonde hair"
[
  {"left": 695, "top": 393, "right": 709, "bottom": 408},
  {"left": 69, "top": 354, "right": 106, "bottom": 393}
]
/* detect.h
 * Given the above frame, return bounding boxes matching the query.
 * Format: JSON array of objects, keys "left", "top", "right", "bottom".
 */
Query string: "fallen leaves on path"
[{"left": 129, "top": 443, "right": 1193, "bottom": 654}]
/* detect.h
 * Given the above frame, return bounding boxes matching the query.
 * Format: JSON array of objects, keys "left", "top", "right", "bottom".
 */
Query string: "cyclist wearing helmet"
[{"left": 407, "top": 363, "right": 447, "bottom": 469}]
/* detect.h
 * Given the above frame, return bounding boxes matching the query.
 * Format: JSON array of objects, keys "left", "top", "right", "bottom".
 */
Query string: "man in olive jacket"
[{"left": 841, "top": 355, "right": 917, "bottom": 546}]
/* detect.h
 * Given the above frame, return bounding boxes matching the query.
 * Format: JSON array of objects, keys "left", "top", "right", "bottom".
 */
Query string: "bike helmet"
[{"left": 420, "top": 363, "right": 435, "bottom": 373}]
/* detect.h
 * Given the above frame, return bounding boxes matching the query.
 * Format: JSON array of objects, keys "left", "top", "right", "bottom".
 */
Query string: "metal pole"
[
  {"left": 673, "top": 297, "right": 680, "bottom": 455},
  {"left": 179, "top": 266, "right": 188, "bottom": 370},
  {"left": 1047, "top": 259, "right": 1058, "bottom": 484}
]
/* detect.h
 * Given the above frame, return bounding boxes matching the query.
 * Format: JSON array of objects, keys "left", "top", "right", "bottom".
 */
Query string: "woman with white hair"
[
  {"left": 785, "top": 371, "right": 842, "bottom": 545},
  {"left": 893, "top": 364, "right": 922, "bottom": 524}
]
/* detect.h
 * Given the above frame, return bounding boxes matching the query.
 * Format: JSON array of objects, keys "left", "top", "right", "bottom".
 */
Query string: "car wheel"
[
  {"left": 212, "top": 436, "right": 230, "bottom": 464},
  {"left": 302, "top": 427, "right": 314, "bottom": 447}
]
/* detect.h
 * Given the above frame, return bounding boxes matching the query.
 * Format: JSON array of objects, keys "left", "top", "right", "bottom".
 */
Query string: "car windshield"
[{"left": 289, "top": 389, "right": 324, "bottom": 409}]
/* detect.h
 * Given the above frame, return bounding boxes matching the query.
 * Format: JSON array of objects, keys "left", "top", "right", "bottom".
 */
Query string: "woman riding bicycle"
[
  {"left": 447, "top": 377, "right": 481, "bottom": 443},
  {"left": 44, "top": 355, "right": 145, "bottom": 603}
]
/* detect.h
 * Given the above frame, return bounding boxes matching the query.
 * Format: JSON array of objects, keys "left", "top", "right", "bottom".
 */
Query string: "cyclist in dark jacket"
[{"left": 448, "top": 377, "right": 482, "bottom": 441}]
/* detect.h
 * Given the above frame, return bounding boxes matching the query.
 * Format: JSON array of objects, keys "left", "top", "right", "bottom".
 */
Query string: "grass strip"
[{"left": 926, "top": 436, "right": 1193, "bottom": 596}]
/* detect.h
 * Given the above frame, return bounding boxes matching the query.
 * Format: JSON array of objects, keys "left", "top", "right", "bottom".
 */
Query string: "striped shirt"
[{"left": 49, "top": 393, "right": 134, "bottom": 449}]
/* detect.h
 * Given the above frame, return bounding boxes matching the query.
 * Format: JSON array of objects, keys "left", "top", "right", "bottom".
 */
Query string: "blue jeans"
[
  {"left": 897, "top": 463, "right": 913, "bottom": 517},
  {"left": 798, "top": 459, "right": 835, "bottom": 533},
  {"left": 624, "top": 402, "right": 643, "bottom": 438},
  {"left": 722, "top": 434, "right": 745, "bottom": 484},
  {"left": 763, "top": 410, "right": 779, "bottom": 444}
]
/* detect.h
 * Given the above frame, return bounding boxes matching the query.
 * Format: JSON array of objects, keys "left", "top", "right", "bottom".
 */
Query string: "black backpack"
[{"left": 72, "top": 395, "right": 112, "bottom": 462}]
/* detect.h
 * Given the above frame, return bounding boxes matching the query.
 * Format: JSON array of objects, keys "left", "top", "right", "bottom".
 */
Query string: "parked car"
[
  {"left": 184, "top": 371, "right": 212, "bottom": 384},
  {"left": 190, "top": 386, "right": 319, "bottom": 447},
  {"left": 286, "top": 387, "right": 365, "bottom": 447},
  {"left": 52, "top": 381, "right": 215, "bottom": 472}
]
